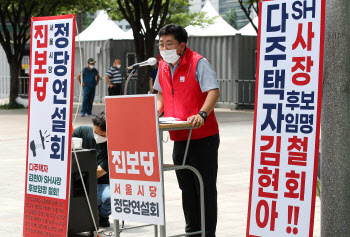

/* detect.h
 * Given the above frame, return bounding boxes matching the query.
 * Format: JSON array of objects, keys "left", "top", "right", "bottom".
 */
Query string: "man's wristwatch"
[{"left": 198, "top": 111, "right": 207, "bottom": 121}]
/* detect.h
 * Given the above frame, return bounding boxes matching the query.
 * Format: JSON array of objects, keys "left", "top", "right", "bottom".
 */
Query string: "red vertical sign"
[
  {"left": 23, "top": 14, "right": 75, "bottom": 237},
  {"left": 105, "top": 95, "right": 165, "bottom": 225}
]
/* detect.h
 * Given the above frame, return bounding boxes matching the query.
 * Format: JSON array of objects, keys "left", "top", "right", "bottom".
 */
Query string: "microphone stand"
[{"left": 124, "top": 68, "right": 136, "bottom": 95}]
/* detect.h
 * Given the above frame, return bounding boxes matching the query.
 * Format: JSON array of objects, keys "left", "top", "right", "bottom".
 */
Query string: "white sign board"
[
  {"left": 23, "top": 14, "right": 75, "bottom": 237},
  {"left": 247, "top": 0, "right": 325, "bottom": 236}
]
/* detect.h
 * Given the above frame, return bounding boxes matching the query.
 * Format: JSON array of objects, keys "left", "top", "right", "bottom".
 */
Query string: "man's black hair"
[
  {"left": 92, "top": 111, "right": 106, "bottom": 131},
  {"left": 158, "top": 23, "right": 188, "bottom": 44}
]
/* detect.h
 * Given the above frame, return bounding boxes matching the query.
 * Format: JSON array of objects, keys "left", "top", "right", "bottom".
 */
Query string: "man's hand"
[
  {"left": 187, "top": 114, "right": 204, "bottom": 128},
  {"left": 109, "top": 84, "right": 115, "bottom": 88},
  {"left": 82, "top": 83, "right": 85, "bottom": 87},
  {"left": 97, "top": 165, "right": 107, "bottom": 178}
]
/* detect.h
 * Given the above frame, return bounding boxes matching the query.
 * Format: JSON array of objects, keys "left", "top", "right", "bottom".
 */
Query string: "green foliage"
[
  {"left": 165, "top": 0, "right": 215, "bottom": 27},
  {"left": 100, "top": 0, "right": 218, "bottom": 94},
  {"left": 0, "top": 101, "right": 25, "bottom": 110},
  {"left": 316, "top": 180, "right": 321, "bottom": 197},
  {"left": 105, "top": 0, "right": 215, "bottom": 30},
  {"left": 238, "top": 0, "right": 258, "bottom": 33},
  {"left": 167, "top": 11, "right": 216, "bottom": 28},
  {"left": 100, "top": 0, "right": 217, "bottom": 94},
  {"left": 1, "top": 0, "right": 97, "bottom": 18},
  {"left": 82, "top": 12, "right": 94, "bottom": 30},
  {"left": 223, "top": 7, "right": 237, "bottom": 29},
  {"left": 0, "top": 0, "right": 101, "bottom": 45}
]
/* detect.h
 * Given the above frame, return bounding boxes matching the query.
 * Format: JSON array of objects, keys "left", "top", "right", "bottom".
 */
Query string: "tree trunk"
[
  {"left": 133, "top": 33, "right": 155, "bottom": 94},
  {"left": 9, "top": 59, "right": 20, "bottom": 104},
  {"left": 239, "top": 0, "right": 258, "bottom": 33},
  {"left": 137, "top": 34, "right": 156, "bottom": 94},
  {"left": 321, "top": 0, "right": 350, "bottom": 236},
  {"left": 136, "top": 67, "right": 152, "bottom": 94}
]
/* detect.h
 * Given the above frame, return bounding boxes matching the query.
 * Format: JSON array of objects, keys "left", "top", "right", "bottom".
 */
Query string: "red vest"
[{"left": 159, "top": 47, "right": 219, "bottom": 141}]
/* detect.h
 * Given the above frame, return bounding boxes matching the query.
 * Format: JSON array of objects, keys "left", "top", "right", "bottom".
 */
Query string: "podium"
[
  {"left": 158, "top": 122, "right": 205, "bottom": 237},
  {"left": 112, "top": 122, "right": 205, "bottom": 237},
  {"left": 105, "top": 95, "right": 205, "bottom": 237}
]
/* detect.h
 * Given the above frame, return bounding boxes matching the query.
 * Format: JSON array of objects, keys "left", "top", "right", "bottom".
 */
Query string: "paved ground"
[{"left": 0, "top": 103, "right": 321, "bottom": 237}]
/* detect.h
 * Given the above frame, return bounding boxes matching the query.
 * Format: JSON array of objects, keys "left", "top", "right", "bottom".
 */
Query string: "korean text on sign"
[
  {"left": 23, "top": 14, "right": 75, "bottom": 237},
  {"left": 105, "top": 95, "right": 164, "bottom": 225},
  {"left": 247, "top": 1, "right": 325, "bottom": 237}
]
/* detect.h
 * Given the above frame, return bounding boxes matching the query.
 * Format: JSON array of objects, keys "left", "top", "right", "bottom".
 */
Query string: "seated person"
[{"left": 72, "top": 111, "right": 111, "bottom": 227}]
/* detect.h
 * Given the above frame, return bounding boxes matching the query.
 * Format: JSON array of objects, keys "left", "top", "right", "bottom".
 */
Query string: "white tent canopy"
[
  {"left": 123, "top": 20, "right": 160, "bottom": 40},
  {"left": 185, "top": 0, "right": 238, "bottom": 36},
  {"left": 75, "top": 11, "right": 131, "bottom": 41},
  {"left": 125, "top": 29, "right": 134, "bottom": 39},
  {"left": 237, "top": 17, "right": 258, "bottom": 36}
]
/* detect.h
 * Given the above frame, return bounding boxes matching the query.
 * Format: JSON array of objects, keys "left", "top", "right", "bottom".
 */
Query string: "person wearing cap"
[
  {"left": 105, "top": 59, "right": 123, "bottom": 96},
  {"left": 77, "top": 58, "right": 101, "bottom": 117}
]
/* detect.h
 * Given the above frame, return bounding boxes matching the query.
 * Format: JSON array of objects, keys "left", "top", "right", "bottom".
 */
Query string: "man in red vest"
[{"left": 153, "top": 24, "right": 220, "bottom": 237}]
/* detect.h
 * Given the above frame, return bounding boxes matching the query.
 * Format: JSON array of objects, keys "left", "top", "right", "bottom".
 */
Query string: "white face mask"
[
  {"left": 94, "top": 132, "right": 107, "bottom": 144},
  {"left": 116, "top": 64, "right": 121, "bottom": 69},
  {"left": 160, "top": 46, "right": 181, "bottom": 64},
  {"left": 89, "top": 65, "right": 95, "bottom": 69}
]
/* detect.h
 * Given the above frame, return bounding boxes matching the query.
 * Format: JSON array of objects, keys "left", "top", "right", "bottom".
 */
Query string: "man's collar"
[{"left": 179, "top": 46, "right": 189, "bottom": 65}]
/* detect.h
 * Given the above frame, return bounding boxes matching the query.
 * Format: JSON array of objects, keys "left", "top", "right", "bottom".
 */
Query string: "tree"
[
  {"left": 0, "top": 0, "right": 98, "bottom": 105},
  {"left": 238, "top": 0, "right": 258, "bottom": 33},
  {"left": 82, "top": 12, "right": 94, "bottom": 30},
  {"left": 104, "top": 0, "right": 215, "bottom": 94},
  {"left": 223, "top": 7, "right": 237, "bottom": 29}
]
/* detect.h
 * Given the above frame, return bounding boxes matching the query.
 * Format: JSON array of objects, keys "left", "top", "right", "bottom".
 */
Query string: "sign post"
[
  {"left": 23, "top": 14, "right": 75, "bottom": 237},
  {"left": 246, "top": 0, "right": 325, "bottom": 236},
  {"left": 105, "top": 95, "right": 165, "bottom": 226}
]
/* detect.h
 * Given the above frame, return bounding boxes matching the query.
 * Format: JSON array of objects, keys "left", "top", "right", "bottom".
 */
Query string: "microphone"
[{"left": 126, "top": 57, "right": 157, "bottom": 70}]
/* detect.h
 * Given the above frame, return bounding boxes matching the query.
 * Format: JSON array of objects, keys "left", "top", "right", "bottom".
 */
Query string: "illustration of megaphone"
[{"left": 30, "top": 130, "right": 49, "bottom": 157}]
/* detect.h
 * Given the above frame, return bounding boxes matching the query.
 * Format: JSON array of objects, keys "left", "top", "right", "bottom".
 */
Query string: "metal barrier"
[
  {"left": 0, "top": 76, "right": 29, "bottom": 98},
  {"left": 113, "top": 123, "right": 206, "bottom": 237},
  {"left": 216, "top": 78, "right": 256, "bottom": 108},
  {"left": 19, "top": 77, "right": 29, "bottom": 97},
  {"left": 0, "top": 76, "right": 256, "bottom": 107},
  {"left": 217, "top": 79, "right": 234, "bottom": 104},
  {"left": 234, "top": 79, "right": 255, "bottom": 106},
  {"left": 73, "top": 75, "right": 138, "bottom": 102},
  {"left": 0, "top": 76, "right": 10, "bottom": 98}
]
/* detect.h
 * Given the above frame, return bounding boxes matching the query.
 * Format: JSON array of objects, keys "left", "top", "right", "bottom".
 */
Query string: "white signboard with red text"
[
  {"left": 23, "top": 15, "right": 75, "bottom": 237},
  {"left": 247, "top": 0, "right": 325, "bottom": 236},
  {"left": 105, "top": 95, "right": 164, "bottom": 225}
]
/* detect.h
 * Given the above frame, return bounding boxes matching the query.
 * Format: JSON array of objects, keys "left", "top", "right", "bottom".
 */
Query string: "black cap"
[{"left": 88, "top": 58, "right": 96, "bottom": 64}]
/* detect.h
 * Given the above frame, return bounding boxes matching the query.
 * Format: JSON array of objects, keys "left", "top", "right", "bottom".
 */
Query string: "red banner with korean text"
[
  {"left": 246, "top": 0, "right": 325, "bottom": 236},
  {"left": 23, "top": 14, "right": 75, "bottom": 237},
  {"left": 105, "top": 95, "right": 164, "bottom": 225}
]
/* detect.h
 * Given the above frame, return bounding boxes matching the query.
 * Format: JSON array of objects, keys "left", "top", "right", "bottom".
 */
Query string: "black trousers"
[
  {"left": 108, "top": 83, "right": 122, "bottom": 96},
  {"left": 173, "top": 133, "right": 220, "bottom": 237}
]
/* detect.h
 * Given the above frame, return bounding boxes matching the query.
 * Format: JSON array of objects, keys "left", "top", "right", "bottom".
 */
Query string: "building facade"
[
  {"left": 190, "top": 0, "right": 219, "bottom": 12},
  {"left": 189, "top": 0, "right": 257, "bottom": 30},
  {"left": 115, "top": 19, "right": 131, "bottom": 32},
  {"left": 219, "top": 0, "right": 257, "bottom": 30}
]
